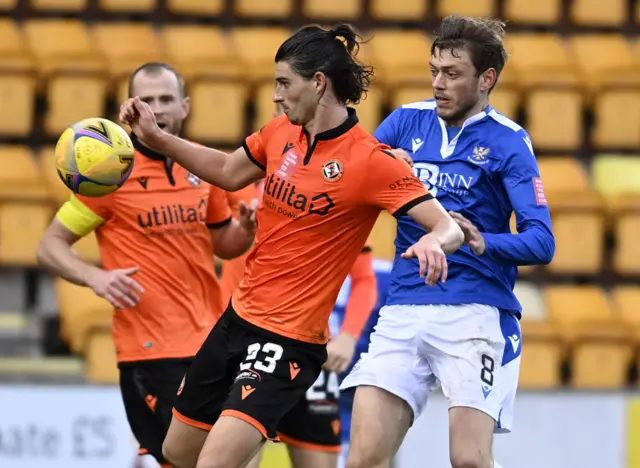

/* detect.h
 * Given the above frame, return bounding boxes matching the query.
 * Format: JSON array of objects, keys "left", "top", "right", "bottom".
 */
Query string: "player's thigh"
[
  {"left": 346, "top": 385, "right": 413, "bottom": 468},
  {"left": 340, "top": 305, "right": 435, "bottom": 420},
  {"left": 449, "top": 406, "right": 495, "bottom": 468},
  {"left": 196, "top": 415, "right": 265, "bottom": 468},
  {"left": 288, "top": 444, "right": 338, "bottom": 468},
  {"left": 422, "top": 304, "right": 522, "bottom": 432},
  {"left": 164, "top": 310, "right": 238, "bottom": 465},
  {"left": 243, "top": 445, "right": 264, "bottom": 468}
]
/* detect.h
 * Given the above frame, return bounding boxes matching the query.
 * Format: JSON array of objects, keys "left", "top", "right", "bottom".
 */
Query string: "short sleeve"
[
  {"left": 207, "top": 185, "right": 233, "bottom": 229},
  {"left": 363, "top": 148, "right": 433, "bottom": 218},
  {"left": 56, "top": 194, "right": 110, "bottom": 237},
  {"left": 242, "top": 115, "right": 288, "bottom": 172}
]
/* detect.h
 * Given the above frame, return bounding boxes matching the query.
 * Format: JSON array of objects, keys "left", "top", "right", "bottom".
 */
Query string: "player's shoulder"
[
  {"left": 484, "top": 108, "right": 535, "bottom": 156},
  {"left": 347, "top": 125, "right": 394, "bottom": 163},
  {"left": 391, "top": 98, "right": 438, "bottom": 122},
  {"left": 261, "top": 114, "right": 293, "bottom": 136}
]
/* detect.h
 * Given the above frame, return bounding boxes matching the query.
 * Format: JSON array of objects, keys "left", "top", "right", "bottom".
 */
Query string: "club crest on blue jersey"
[{"left": 468, "top": 146, "right": 491, "bottom": 165}]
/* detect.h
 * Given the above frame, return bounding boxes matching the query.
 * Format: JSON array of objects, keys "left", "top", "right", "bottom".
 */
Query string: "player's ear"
[
  {"left": 312, "top": 71, "right": 327, "bottom": 97},
  {"left": 181, "top": 96, "right": 191, "bottom": 119},
  {"left": 479, "top": 68, "right": 497, "bottom": 93}
]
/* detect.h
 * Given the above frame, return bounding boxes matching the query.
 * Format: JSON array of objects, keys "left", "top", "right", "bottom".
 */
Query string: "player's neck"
[
  {"left": 447, "top": 96, "right": 490, "bottom": 128},
  {"left": 304, "top": 105, "right": 349, "bottom": 143}
]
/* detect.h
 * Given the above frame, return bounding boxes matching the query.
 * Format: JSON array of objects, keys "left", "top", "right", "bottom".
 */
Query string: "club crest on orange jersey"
[
  {"left": 186, "top": 171, "right": 201, "bottom": 187},
  {"left": 322, "top": 160, "right": 343, "bottom": 182}
]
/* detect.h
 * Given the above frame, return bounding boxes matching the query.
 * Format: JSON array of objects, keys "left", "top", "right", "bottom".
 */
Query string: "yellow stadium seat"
[
  {"left": 612, "top": 286, "right": 640, "bottom": 335},
  {"left": 0, "top": 146, "right": 50, "bottom": 201},
  {"left": 368, "top": 31, "right": 432, "bottom": 85},
  {"left": 302, "top": 0, "right": 362, "bottom": 19},
  {"left": 253, "top": 82, "right": 277, "bottom": 132},
  {"left": 166, "top": 0, "right": 223, "bottom": 15},
  {"left": 503, "top": 0, "right": 560, "bottom": 24},
  {"left": 505, "top": 34, "right": 580, "bottom": 88},
  {"left": 353, "top": 86, "right": 383, "bottom": 134},
  {"left": 569, "top": 35, "right": 640, "bottom": 91},
  {"left": 235, "top": 0, "right": 293, "bottom": 18},
  {"left": 592, "top": 155, "right": 640, "bottom": 199},
  {"left": 186, "top": 80, "right": 248, "bottom": 144},
  {"left": 0, "top": 202, "right": 52, "bottom": 266},
  {"left": 23, "top": 20, "right": 105, "bottom": 75},
  {"left": 526, "top": 89, "right": 583, "bottom": 150},
  {"left": 85, "top": 328, "right": 119, "bottom": 384},
  {"left": 31, "top": 0, "right": 87, "bottom": 11},
  {"left": 593, "top": 90, "right": 640, "bottom": 150},
  {"left": 570, "top": 0, "right": 626, "bottom": 26},
  {"left": 545, "top": 285, "right": 619, "bottom": 333},
  {"left": 0, "top": 0, "right": 17, "bottom": 8},
  {"left": 369, "top": 211, "right": 397, "bottom": 262},
  {"left": 161, "top": 26, "right": 241, "bottom": 81},
  {"left": 490, "top": 88, "right": 519, "bottom": 121},
  {"left": 93, "top": 23, "right": 165, "bottom": 79},
  {"left": 56, "top": 279, "right": 112, "bottom": 354},
  {"left": 391, "top": 86, "right": 432, "bottom": 110},
  {"left": 99, "top": 0, "right": 155, "bottom": 12},
  {"left": 572, "top": 339, "right": 633, "bottom": 389},
  {"left": 45, "top": 75, "right": 107, "bottom": 137},
  {"left": 438, "top": 0, "right": 496, "bottom": 18},
  {"left": 519, "top": 337, "right": 563, "bottom": 389},
  {"left": 370, "top": 0, "right": 429, "bottom": 20},
  {"left": 0, "top": 73, "right": 36, "bottom": 137},
  {"left": 514, "top": 281, "right": 546, "bottom": 320},
  {"left": 0, "top": 19, "right": 34, "bottom": 72},
  {"left": 610, "top": 196, "right": 640, "bottom": 275},
  {"left": 230, "top": 27, "right": 292, "bottom": 82}
]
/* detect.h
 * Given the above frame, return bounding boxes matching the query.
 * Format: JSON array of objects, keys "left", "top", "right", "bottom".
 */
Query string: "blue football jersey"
[{"left": 375, "top": 99, "right": 555, "bottom": 315}]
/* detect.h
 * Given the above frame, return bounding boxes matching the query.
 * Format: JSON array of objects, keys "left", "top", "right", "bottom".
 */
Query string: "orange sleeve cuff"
[{"left": 341, "top": 251, "right": 378, "bottom": 340}]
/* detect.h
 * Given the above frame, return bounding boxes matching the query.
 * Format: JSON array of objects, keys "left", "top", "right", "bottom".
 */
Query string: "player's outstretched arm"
[
  {"left": 211, "top": 200, "right": 258, "bottom": 260},
  {"left": 119, "top": 97, "right": 264, "bottom": 192}
]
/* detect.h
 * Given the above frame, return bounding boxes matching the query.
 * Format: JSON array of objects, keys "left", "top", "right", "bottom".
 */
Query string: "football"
[{"left": 54, "top": 117, "right": 135, "bottom": 197}]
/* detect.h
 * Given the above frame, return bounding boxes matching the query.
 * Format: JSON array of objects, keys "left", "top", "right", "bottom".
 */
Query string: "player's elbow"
[{"left": 538, "top": 233, "right": 556, "bottom": 265}]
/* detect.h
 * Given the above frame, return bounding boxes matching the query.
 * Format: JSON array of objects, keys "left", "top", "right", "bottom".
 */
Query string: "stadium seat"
[
  {"left": 391, "top": 85, "right": 433, "bottom": 110},
  {"left": 31, "top": 0, "right": 87, "bottom": 11},
  {"left": 45, "top": 75, "right": 108, "bottom": 137},
  {"left": 161, "top": 26, "right": 241, "bottom": 81},
  {"left": 0, "top": 146, "right": 50, "bottom": 201},
  {"left": 56, "top": 279, "right": 112, "bottom": 354},
  {"left": 367, "top": 31, "right": 432, "bottom": 85},
  {"left": 302, "top": 0, "right": 362, "bottom": 20},
  {"left": 253, "top": 82, "right": 277, "bottom": 132},
  {"left": 187, "top": 80, "right": 248, "bottom": 144},
  {"left": 85, "top": 328, "right": 119, "bottom": 384},
  {"left": 369, "top": 211, "right": 397, "bottom": 262},
  {"left": 438, "top": 0, "right": 496, "bottom": 18},
  {"left": 570, "top": 0, "right": 626, "bottom": 26},
  {"left": 230, "top": 27, "right": 292, "bottom": 82},
  {"left": 526, "top": 89, "right": 583, "bottom": 150},
  {"left": 93, "top": 23, "right": 165, "bottom": 79},
  {"left": 505, "top": 34, "right": 580, "bottom": 88},
  {"left": 519, "top": 337, "right": 563, "bottom": 389},
  {"left": 166, "top": 0, "right": 224, "bottom": 15},
  {"left": 593, "top": 90, "right": 640, "bottom": 150},
  {"left": 514, "top": 282, "right": 546, "bottom": 320},
  {"left": 569, "top": 35, "right": 640, "bottom": 91},
  {"left": 592, "top": 155, "right": 640, "bottom": 199},
  {"left": 99, "top": 0, "right": 155, "bottom": 12},
  {"left": 503, "top": 0, "right": 561, "bottom": 24},
  {"left": 0, "top": 0, "right": 17, "bottom": 8},
  {"left": 0, "top": 73, "right": 36, "bottom": 137},
  {"left": 38, "top": 146, "right": 71, "bottom": 206},
  {"left": 612, "top": 286, "right": 640, "bottom": 334},
  {"left": 0, "top": 19, "right": 34, "bottom": 72},
  {"left": 610, "top": 195, "right": 640, "bottom": 275},
  {"left": 235, "top": 0, "right": 293, "bottom": 18},
  {"left": 0, "top": 202, "right": 52, "bottom": 266},
  {"left": 370, "top": 0, "right": 429, "bottom": 21},
  {"left": 489, "top": 88, "right": 519, "bottom": 121},
  {"left": 23, "top": 20, "right": 105, "bottom": 75},
  {"left": 353, "top": 86, "right": 383, "bottom": 133},
  {"left": 572, "top": 338, "right": 633, "bottom": 389}
]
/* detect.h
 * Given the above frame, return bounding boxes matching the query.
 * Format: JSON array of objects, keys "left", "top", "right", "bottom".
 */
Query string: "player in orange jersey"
[
  {"left": 37, "top": 62, "right": 257, "bottom": 468},
  {"left": 121, "top": 23, "right": 464, "bottom": 468}
]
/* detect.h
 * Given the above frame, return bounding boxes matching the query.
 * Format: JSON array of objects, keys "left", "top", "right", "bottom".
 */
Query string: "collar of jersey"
[
  {"left": 438, "top": 105, "right": 493, "bottom": 159},
  {"left": 302, "top": 107, "right": 359, "bottom": 141},
  {"left": 130, "top": 132, "right": 166, "bottom": 161}
]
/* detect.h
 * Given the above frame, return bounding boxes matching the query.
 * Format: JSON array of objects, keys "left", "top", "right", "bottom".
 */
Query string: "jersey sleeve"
[
  {"left": 56, "top": 193, "right": 111, "bottom": 237},
  {"left": 373, "top": 107, "right": 403, "bottom": 147},
  {"left": 242, "top": 116, "right": 288, "bottom": 172},
  {"left": 340, "top": 249, "right": 378, "bottom": 340},
  {"left": 362, "top": 148, "right": 432, "bottom": 217},
  {"left": 207, "top": 185, "right": 233, "bottom": 229},
  {"left": 482, "top": 130, "right": 556, "bottom": 265}
]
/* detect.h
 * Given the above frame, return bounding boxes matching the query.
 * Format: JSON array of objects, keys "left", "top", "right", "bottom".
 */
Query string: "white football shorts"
[{"left": 340, "top": 304, "right": 522, "bottom": 433}]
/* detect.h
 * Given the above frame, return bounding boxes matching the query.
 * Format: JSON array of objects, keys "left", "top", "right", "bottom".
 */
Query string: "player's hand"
[
  {"left": 119, "top": 97, "right": 163, "bottom": 148},
  {"left": 391, "top": 148, "right": 414, "bottom": 167},
  {"left": 402, "top": 234, "right": 448, "bottom": 286},
  {"left": 323, "top": 333, "right": 357, "bottom": 373},
  {"left": 86, "top": 267, "right": 145, "bottom": 310},
  {"left": 238, "top": 199, "right": 259, "bottom": 236},
  {"left": 448, "top": 211, "right": 486, "bottom": 255}
]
